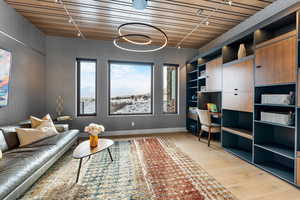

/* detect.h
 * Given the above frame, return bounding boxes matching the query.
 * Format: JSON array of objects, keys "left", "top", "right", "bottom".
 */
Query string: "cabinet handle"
[
  {"left": 256, "top": 65, "right": 262, "bottom": 68},
  {"left": 234, "top": 93, "right": 238, "bottom": 96},
  {"left": 234, "top": 88, "right": 238, "bottom": 91}
]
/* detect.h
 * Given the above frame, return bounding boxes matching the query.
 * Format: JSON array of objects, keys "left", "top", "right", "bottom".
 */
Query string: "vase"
[
  {"left": 237, "top": 44, "right": 246, "bottom": 59},
  {"left": 89, "top": 135, "right": 98, "bottom": 148}
]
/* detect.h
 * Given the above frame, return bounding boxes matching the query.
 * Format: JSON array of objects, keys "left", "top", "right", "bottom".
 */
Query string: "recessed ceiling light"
[
  {"left": 68, "top": 18, "right": 72, "bottom": 23},
  {"left": 77, "top": 32, "right": 81, "bottom": 37},
  {"left": 205, "top": 20, "right": 210, "bottom": 26}
]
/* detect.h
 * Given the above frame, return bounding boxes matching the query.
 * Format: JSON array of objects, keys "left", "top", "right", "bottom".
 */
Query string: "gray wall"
[
  {"left": 0, "top": 0, "right": 46, "bottom": 125},
  {"left": 45, "top": 36, "right": 197, "bottom": 132}
]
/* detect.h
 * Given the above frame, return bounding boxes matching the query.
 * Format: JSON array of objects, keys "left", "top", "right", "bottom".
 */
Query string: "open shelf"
[
  {"left": 255, "top": 162, "right": 294, "bottom": 184},
  {"left": 198, "top": 76, "right": 206, "bottom": 80},
  {"left": 188, "top": 70, "right": 198, "bottom": 74},
  {"left": 189, "top": 79, "right": 198, "bottom": 83},
  {"left": 224, "top": 147, "right": 252, "bottom": 163},
  {"left": 254, "top": 145, "right": 295, "bottom": 184},
  {"left": 254, "top": 120, "right": 295, "bottom": 129},
  {"left": 254, "top": 144, "right": 294, "bottom": 159},
  {"left": 255, "top": 104, "right": 295, "bottom": 108},
  {"left": 222, "top": 55, "right": 254, "bottom": 67},
  {"left": 222, "top": 130, "right": 253, "bottom": 163},
  {"left": 222, "top": 127, "right": 253, "bottom": 140}
]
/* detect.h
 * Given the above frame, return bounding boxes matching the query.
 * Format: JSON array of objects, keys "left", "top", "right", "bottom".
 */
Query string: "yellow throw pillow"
[{"left": 30, "top": 114, "right": 53, "bottom": 128}]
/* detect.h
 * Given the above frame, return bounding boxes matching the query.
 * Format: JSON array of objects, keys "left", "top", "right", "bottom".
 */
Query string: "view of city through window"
[
  {"left": 163, "top": 65, "right": 178, "bottom": 113},
  {"left": 109, "top": 62, "right": 152, "bottom": 115},
  {"left": 78, "top": 59, "right": 96, "bottom": 116}
]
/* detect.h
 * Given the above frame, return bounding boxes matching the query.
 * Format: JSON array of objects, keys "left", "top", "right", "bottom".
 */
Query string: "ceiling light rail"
[
  {"left": 54, "top": 0, "right": 86, "bottom": 40},
  {"left": 176, "top": 0, "right": 233, "bottom": 49}
]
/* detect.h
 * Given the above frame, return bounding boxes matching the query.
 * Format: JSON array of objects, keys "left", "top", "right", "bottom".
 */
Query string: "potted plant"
[{"left": 84, "top": 123, "right": 105, "bottom": 148}]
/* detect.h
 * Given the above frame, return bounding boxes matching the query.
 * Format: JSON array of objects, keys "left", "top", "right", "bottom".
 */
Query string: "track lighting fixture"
[{"left": 132, "top": 0, "right": 148, "bottom": 10}]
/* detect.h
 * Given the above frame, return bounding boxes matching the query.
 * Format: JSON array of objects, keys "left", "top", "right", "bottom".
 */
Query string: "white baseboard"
[{"left": 79, "top": 127, "right": 187, "bottom": 137}]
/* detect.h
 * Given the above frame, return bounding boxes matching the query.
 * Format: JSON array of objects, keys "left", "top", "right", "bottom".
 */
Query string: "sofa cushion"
[
  {"left": 0, "top": 129, "right": 79, "bottom": 199},
  {"left": 0, "top": 126, "right": 20, "bottom": 150},
  {"left": 0, "top": 131, "right": 8, "bottom": 152}
]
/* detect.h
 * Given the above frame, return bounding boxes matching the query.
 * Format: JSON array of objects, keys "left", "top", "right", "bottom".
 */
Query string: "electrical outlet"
[{"left": 131, "top": 121, "right": 135, "bottom": 127}]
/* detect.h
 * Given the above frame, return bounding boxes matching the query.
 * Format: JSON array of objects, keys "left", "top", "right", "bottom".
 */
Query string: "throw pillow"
[
  {"left": 30, "top": 114, "right": 55, "bottom": 129},
  {"left": 16, "top": 122, "right": 58, "bottom": 147},
  {"left": 0, "top": 149, "right": 2, "bottom": 160}
]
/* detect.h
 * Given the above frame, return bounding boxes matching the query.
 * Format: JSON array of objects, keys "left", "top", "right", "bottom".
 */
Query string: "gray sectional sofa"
[{"left": 0, "top": 122, "right": 79, "bottom": 200}]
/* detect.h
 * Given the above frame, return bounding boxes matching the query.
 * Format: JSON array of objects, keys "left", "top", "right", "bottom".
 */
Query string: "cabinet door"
[
  {"left": 255, "top": 36, "right": 296, "bottom": 86},
  {"left": 206, "top": 57, "right": 222, "bottom": 92},
  {"left": 223, "top": 59, "right": 253, "bottom": 93},
  {"left": 223, "top": 92, "right": 253, "bottom": 112}
]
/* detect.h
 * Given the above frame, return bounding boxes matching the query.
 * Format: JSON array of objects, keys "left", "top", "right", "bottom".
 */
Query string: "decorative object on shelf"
[
  {"left": 84, "top": 123, "right": 105, "bottom": 148},
  {"left": 200, "top": 70, "right": 206, "bottom": 77},
  {"left": 0, "top": 48, "right": 12, "bottom": 108},
  {"left": 132, "top": 0, "right": 148, "bottom": 10},
  {"left": 56, "top": 115, "right": 73, "bottom": 121},
  {"left": 237, "top": 43, "right": 246, "bottom": 59},
  {"left": 260, "top": 111, "right": 294, "bottom": 126},
  {"left": 192, "top": 95, "right": 197, "bottom": 100},
  {"left": 113, "top": 22, "right": 168, "bottom": 53},
  {"left": 200, "top": 86, "right": 206, "bottom": 92},
  {"left": 207, "top": 103, "right": 218, "bottom": 112},
  {"left": 261, "top": 92, "right": 294, "bottom": 105},
  {"left": 56, "top": 95, "right": 64, "bottom": 116}
]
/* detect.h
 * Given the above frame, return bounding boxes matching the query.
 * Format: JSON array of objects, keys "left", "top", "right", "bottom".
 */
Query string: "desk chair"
[{"left": 196, "top": 109, "right": 221, "bottom": 147}]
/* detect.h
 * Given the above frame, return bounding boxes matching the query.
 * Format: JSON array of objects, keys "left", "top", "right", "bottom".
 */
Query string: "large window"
[
  {"left": 163, "top": 64, "right": 178, "bottom": 114},
  {"left": 77, "top": 58, "right": 97, "bottom": 116},
  {"left": 109, "top": 61, "right": 153, "bottom": 115}
]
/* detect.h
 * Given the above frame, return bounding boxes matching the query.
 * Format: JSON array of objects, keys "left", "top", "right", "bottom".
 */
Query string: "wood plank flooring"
[{"left": 107, "top": 132, "right": 300, "bottom": 200}]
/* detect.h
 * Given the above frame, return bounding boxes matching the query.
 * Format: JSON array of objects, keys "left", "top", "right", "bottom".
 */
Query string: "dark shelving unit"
[{"left": 186, "top": 8, "right": 300, "bottom": 187}]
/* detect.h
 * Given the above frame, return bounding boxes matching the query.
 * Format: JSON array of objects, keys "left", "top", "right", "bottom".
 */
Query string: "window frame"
[
  {"left": 76, "top": 58, "right": 97, "bottom": 117},
  {"left": 162, "top": 63, "right": 179, "bottom": 114},
  {"left": 108, "top": 60, "right": 154, "bottom": 116}
]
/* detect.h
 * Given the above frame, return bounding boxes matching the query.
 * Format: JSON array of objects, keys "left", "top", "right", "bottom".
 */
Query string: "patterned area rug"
[{"left": 21, "top": 137, "right": 237, "bottom": 200}]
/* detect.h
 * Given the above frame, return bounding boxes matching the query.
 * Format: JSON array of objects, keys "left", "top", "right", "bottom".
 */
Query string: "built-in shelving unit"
[{"left": 186, "top": 9, "right": 300, "bottom": 187}]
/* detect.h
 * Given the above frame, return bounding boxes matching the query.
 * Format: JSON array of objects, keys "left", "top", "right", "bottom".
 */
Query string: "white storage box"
[
  {"left": 261, "top": 111, "right": 294, "bottom": 125},
  {"left": 261, "top": 94, "right": 292, "bottom": 105}
]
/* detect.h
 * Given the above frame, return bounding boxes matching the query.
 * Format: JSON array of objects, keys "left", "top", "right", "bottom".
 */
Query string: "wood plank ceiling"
[{"left": 5, "top": 0, "right": 275, "bottom": 49}]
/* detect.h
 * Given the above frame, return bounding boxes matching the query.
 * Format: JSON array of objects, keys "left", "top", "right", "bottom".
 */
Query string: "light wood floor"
[{"left": 108, "top": 132, "right": 300, "bottom": 200}]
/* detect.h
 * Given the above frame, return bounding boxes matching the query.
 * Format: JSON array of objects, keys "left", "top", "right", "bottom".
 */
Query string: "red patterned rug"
[{"left": 21, "top": 137, "right": 237, "bottom": 200}]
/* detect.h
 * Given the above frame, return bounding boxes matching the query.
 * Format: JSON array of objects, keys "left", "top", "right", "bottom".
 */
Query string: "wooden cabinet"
[
  {"left": 223, "top": 58, "right": 253, "bottom": 93},
  {"left": 222, "top": 92, "right": 253, "bottom": 112},
  {"left": 206, "top": 57, "right": 222, "bottom": 92},
  {"left": 222, "top": 57, "right": 254, "bottom": 112},
  {"left": 255, "top": 34, "right": 296, "bottom": 86}
]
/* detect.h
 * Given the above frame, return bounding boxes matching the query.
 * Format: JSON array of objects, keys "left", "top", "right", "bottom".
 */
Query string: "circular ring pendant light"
[{"left": 113, "top": 22, "right": 168, "bottom": 53}]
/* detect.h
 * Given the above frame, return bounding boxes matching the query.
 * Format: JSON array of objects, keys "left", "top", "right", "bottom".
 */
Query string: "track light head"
[{"left": 132, "top": 0, "right": 148, "bottom": 10}]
